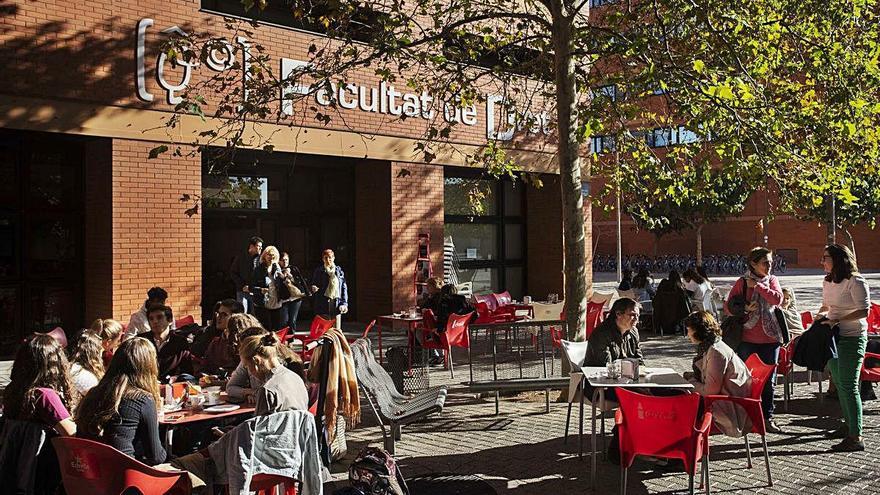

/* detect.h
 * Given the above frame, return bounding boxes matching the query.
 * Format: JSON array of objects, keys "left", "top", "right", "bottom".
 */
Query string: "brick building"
[{"left": 0, "top": 0, "right": 566, "bottom": 354}]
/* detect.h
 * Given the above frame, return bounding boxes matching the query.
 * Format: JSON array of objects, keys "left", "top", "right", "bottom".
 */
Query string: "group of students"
[
  {"left": 594, "top": 243, "right": 872, "bottom": 462},
  {"left": 0, "top": 295, "right": 356, "bottom": 492},
  {"left": 230, "top": 237, "right": 350, "bottom": 332}
]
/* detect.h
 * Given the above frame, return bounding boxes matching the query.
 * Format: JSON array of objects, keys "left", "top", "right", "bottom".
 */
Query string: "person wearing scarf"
[
  {"left": 723, "top": 246, "right": 785, "bottom": 434},
  {"left": 311, "top": 249, "right": 349, "bottom": 322},
  {"left": 685, "top": 311, "right": 753, "bottom": 437}
]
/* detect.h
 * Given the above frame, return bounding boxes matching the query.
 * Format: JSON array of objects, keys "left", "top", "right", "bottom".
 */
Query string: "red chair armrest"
[
  {"left": 695, "top": 411, "right": 713, "bottom": 435},
  {"left": 865, "top": 352, "right": 880, "bottom": 361},
  {"left": 703, "top": 394, "right": 765, "bottom": 434}
]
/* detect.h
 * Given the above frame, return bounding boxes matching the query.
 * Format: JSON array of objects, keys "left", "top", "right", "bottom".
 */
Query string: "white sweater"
[{"left": 823, "top": 275, "right": 870, "bottom": 337}]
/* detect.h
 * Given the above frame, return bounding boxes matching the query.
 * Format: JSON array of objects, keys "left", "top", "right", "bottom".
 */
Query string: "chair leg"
[
  {"left": 448, "top": 345, "right": 455, "bottom": 379},
  {"left": 565, "top": 400, "right": 573, "bottom": 443},
  {"left": 579, "top": 392, "right": 585, "bottom": 458},
  {"left": 689, "top": 474, "right": 695, "bottom": 495},
  {"left": 620, "top": 467, "right": 628, "bottom": 495},
  {"left": 703, "top": 453, "right": 711, "bottom": 494},
  {"left": 744, "top": 433, "right": 753, "bottom": 468},
  {"left": 761, "top": 434, "right": 773, "bottom": 487},
  {"left": 600, "top": 409, "right": 607, "bottom": 458}
]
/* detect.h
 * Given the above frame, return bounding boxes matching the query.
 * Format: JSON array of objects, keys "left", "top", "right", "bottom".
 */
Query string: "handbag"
[
  {"left": 774, "top": 307, "right": 791, "bottom": 344},
  {"left": 721, "top": 277, "right": 747, "bottom": 349},
  {"left": 275, "top": 273, "right": 304, "bottom": 301}
]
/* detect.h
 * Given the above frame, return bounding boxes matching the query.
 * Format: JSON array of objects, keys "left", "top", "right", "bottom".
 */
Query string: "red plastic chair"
[
  {"left": 800, "top": 311, "right": 814, "bottom": 330},
  {"left": 615, "top": 389, "right": 712, "bottom": 495},
  {"left": 360, "top": 319, "right": 378, "bottom": 339},
  {"left": 296, "top": 316, "right": 335, "bottom": 360},
  {"left": 584, "top": 301, "right": 605, "bottom": 339},
  {"left": 778, "top": 340, "right": 795, "bottom": 411},
  {"left": 421, "top": 311, "right": 474, "bottom": 378},
  {"left": 174, "top": 315, "right": 195, "bottom": 328},
  {"left": 275, "top": 326, "right": 291, "bottom": 343},
  {"left": 492, "top": 291, "right": 513, "bottom": 307},
  {"left": 867, "top": 303, "right": 880, "bottom": 334},
  {"left": 52, "top": 436, "right": 191, "bottom": 495},
  {"left": 249, "top": 473, "right": 298, "bottom": 495},
  {"left": 704, "top": 353, "right": 776, "bottom": 487},
  {"left": 860, "top": 352, "right": 880, "bottom": 383}
]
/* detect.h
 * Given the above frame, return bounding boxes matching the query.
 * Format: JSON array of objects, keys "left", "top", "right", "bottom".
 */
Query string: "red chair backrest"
[
  {"left": 276, "top": 326, "right": 290, "bottom": 343},
  {"left": 422, "top": 309, "right": 438, "bottom": 330},
  {"left": 868, "top": 303, "right": 880, "bottom": 334},
  {"left": 444, "top": 312, "right": 474, "bottom": 349},
  {"left": 492, "top": 291, "right": 513, "bottom": 307},
  {"left": 777, "top": 343, "right": 792, "bottom": 375},
  {"left": 309, "top": 316, "right": 335, "bottom": 339},
  {"left": 52, "top": 436, "right": 190, "bottom": 495},
  {"left": 615, "top": 389, "right": 704, "bottom": 475},
  {"left": 360, "top": 319, "right": 377, "bottom": 339},
  {"left": 800, "top": 311, "right": 813, "bottom": 330},
  {"left": 585, "top": 301, "right": 605, "bottom": 338},
  {"left": 174, "top": 315, "right": 195, "bottom": 328},
  {"left": 250, "top": 473, "right": 298, "bottom": 495},
  {"left": 745, "top": 353, "right": 776, "bottom": 400},
  {"left": 475, "top": 294, "right": 498, "bottom": 312}
]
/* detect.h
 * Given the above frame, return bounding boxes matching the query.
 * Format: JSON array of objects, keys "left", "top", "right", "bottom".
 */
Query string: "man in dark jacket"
[
  {"left": 138, "top": 304, "right": 193, "bottom": 380},
  {"left": 229, "top": 236, "right": 263, "bottom": 315}
]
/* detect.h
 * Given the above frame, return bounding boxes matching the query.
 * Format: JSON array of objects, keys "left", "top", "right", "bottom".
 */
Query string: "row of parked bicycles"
[{"left": 593, "top": 253, "right": 787, "bottom": 274}]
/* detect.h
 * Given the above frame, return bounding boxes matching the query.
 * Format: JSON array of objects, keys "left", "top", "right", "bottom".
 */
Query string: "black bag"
[
  {"left": 348, "top": 447, "right": 410, "bottom": 495},
  {"left": 774, "top": 307, "right": 791, "bottom": 344},
  {"left": 721, "top": 277, "right": 747, "bottom": 349}
]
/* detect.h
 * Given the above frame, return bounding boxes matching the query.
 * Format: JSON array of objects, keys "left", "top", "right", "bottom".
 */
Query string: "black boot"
[{"left": 861, "top": 381, "right": 877, "bottom": 401}]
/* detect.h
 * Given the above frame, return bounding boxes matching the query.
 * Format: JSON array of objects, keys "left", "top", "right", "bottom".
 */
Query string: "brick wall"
[
  {"left": 83, "top": 138, "right": 113, "bottom": 322},
  {"left": 355, "top": 160, "right": 393, "bottom": 319},
  {"left": 390, "top": 162, "right": 444, "bottom": 311},
  {"left": 526, "top": 174, "right": 564, "bottom": 297},
  {"left": 110, "top": 138, "right": 202, "bottom": 322}
]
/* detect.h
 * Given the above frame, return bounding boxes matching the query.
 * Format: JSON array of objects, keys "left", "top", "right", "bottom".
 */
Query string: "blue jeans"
[
  {"left": 236, "top": 290, "right": 254, "bottom": 315},
  {"left": 279, "top": 299, "right": 303, "bottom": 330},
  {"left": 736, "top": 341, "right": 780, "bottom": 420}
]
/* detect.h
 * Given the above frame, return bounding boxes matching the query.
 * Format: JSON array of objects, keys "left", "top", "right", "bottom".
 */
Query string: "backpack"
[{"left": 348, "top": 447, "right": 409, "bottom": 495}]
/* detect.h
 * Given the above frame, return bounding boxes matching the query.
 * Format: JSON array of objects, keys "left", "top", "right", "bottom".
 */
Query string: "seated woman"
[
  {"left": 68, "top": 331, "right": 105, "bottom": 394},
  {"left": 684, "top": 311, "right": 753, "bottom": 437},
  {"left": 617, "top": 268, "right": 633, "bottom": 291},
  {"left": 2, "top": 334, "right": 78, "bottom": 436},
  {"left": 90, "top": 318, "right": 124, "bottom": 368},
  {"left": 780, "top": 287, "right": 803, "bottom": 332},
  {"left": 75, "top": 337, "right": 167, "bottom": 466},
  {"left": 202, "top": 312, "right": 260, "bottom": 375},
  {"left": 238, "top": 332, "right": 309, "bottom": 415},
  {"left": 683, "top": 268, "right": 712, "bottom": 305}
]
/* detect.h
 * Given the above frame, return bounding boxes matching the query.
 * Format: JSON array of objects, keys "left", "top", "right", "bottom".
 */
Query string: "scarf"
[
  {"left": 692, "top": 333, "right": 718, "bottom": 383},
  {"left": 308, "top": 327, "right": 360, "bottom": 442},
  {"left": 743, "top": 271, "right": 783, "bottom": 341},
  {"left": 324, "top": 263, "right": 340, "bottom": 300}
]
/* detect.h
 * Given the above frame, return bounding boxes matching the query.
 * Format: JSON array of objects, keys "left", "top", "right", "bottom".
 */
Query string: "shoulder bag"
[{"left": 721, "top": 278, "right": 746, "bottom": 349}]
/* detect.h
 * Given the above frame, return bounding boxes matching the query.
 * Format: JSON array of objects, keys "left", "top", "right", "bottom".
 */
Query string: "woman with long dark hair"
[
  {"left": 75, "top": 337, "right": 166, "bottom": 465},
  {"left": 68, "top": 331, "right": 105, "bottom": 394},
  {"left": 2, "top": 334, "right": 78, "bottom": 436},
  {"left": 724, "top": 246, "right": 785, "bottom": 434},
  {"left": 819, "top": 244, "right": 870, "bottom": 451}
]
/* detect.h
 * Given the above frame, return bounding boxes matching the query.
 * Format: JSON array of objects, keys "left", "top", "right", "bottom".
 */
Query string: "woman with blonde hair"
[
  {"left": 251, "top": 245, "right": 284, "bottom": 329},
  {"left": 76, "top": 337, "right": 166, "bottom": 465},
  {"left": 68, "top": 331, "right": 105, "bottom": 394},
  {"left": 238, "top": 332, "right": 308, "bottom": 416},
  {"left": 90, "top": 318, "right": 124, "bottom": 367}
]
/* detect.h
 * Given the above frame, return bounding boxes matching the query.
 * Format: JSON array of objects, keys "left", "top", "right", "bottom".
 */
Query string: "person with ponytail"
[
  {"left": 75, "top": 337, "right": 166, "bottom": 465},
  {"left": 238, "top": 332, "right": 309, "bottom": 416},
  {"left": 90, "top": 318, "right": 124, "bottom": 368}
]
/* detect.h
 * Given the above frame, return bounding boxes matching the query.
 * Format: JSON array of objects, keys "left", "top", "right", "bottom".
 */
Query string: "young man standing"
[{"left": 230, "top": 236, "right": 263, "bottom": 315}]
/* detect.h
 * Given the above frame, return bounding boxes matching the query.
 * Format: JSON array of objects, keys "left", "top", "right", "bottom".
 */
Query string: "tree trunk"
[
  {"left": 550, "top": 1, "right": 588, "bottom": 341},
  {"left": 842, "top": 226, "right": 857, "bottom": 258},
  {"left": 695, "top": 224, "right": 704, "bottom": 267}
]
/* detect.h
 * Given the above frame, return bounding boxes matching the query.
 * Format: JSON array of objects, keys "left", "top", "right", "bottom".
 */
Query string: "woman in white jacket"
[{"left": 685, "top": 311, "right": 753, "bottom": 437}]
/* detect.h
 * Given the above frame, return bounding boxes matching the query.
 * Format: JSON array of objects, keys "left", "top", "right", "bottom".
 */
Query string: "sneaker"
[
  {"left": 825, "top": 425, "right": 849, "bottom": 439},
  {"left": 830, "top": 437, "right": 865, "bottom": 452},
  {"left": 765, "top": 418, "right": 784, "bottom": 434}
]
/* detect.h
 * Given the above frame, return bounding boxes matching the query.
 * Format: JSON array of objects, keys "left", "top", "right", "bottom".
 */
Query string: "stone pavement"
[{"left": 327, "top": 272, "right": 880, "bottom": 494}]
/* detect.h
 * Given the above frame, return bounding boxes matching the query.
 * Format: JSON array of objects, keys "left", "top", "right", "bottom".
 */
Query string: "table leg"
[
  {"left": 591, "top": 388, "right": 600, "bottom": 489},
  {"left": 164, "top": 426, "right": 174, "bottom": 451}
]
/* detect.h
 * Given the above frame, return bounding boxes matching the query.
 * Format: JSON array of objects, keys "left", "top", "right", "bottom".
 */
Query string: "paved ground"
[{"left": 326, "top": 272, "right": 880, "bottom": 494}]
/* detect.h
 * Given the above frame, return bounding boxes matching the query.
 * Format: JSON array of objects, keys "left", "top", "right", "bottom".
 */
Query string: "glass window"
[
  {"left": 445, "top": 223, "right": 498, "bottom": 261},
  {"left": 25, "top": 216, "right": 78, "bottom": 279},
  {"left": 27, "top": 151, "right": 79, "bottom": 209},
  {"left": 0, "top": 215, "right": 17, "bottom": 279},
  {"left": 444, "top": 177, "right": 498, "bottom": 216},
  {"left": 504, "top": 224, "right": 523, "bottom": 260},
  {"left": 504, "top": 181, "right": 523, "bottom": 217},
  {"left": 457, "top": 267, "right": 499, "bottom": 296},
  {"left": 504, "top": 267, "right": 524, "bottom": 299},
  {"left": 203, "top": 176, "right": 270, "bottom": 209}
]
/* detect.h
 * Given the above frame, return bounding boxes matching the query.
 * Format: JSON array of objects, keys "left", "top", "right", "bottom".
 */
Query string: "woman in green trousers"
[{"left": 818, "top": 244, "right": 870, "bottom": 452}]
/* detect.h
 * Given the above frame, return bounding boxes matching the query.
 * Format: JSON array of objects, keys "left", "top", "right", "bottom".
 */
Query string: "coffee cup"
[{"left": 204, "top": 387, "right": 222, "bottom": 406}]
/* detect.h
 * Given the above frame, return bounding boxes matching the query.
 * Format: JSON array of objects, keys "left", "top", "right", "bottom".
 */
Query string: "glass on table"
[{"left": 606, "top": 359, "right": 622, "bottom": 380}]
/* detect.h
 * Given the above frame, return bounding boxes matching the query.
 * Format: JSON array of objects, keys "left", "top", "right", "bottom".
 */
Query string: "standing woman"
[
  {"left": 724, "top": 246, "right": 785, "bottom": 434},
  {"left": 2, "top": 334, "right": 78, "bottom": 436},
  {"left": 278, "top": 251, "right": 308, "bottom": 330},
  {"left": 819, "top": 244, "right": 870, "bottom": 451},
  {"left": 311, "top": 248, "right": 349, "bottom": 324},
  {"left": 251, "top": 245, "right": 283, "bottom": 330}
]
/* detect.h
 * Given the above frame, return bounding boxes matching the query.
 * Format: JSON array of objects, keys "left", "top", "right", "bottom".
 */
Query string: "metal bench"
[{"left": 351, "top": 338, "right": 447, "bottom": 454}]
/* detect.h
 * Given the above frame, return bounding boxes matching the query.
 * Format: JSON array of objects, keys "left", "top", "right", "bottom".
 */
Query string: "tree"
[{"left": 150, "top": 0, "right": 880, "bottom": 340}]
